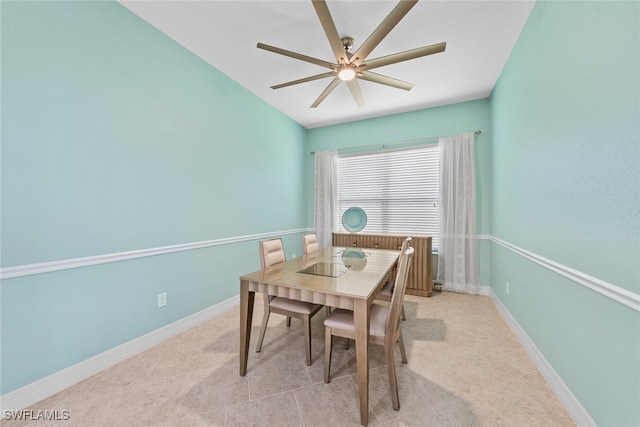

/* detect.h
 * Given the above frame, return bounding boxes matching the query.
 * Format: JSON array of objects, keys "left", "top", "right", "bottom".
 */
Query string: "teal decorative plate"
[{"left": 342, "top": 207, "right": 367, "bottom": 232}]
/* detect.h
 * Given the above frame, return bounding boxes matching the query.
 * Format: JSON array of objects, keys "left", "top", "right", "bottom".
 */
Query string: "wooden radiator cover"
[{"left": 332, "top": 232, "right": 433, "bottom": 297}]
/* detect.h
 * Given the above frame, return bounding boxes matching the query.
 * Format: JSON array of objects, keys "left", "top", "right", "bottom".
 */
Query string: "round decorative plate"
[{"left": 342, "top": 207, "right": 367, "bottom": 232}]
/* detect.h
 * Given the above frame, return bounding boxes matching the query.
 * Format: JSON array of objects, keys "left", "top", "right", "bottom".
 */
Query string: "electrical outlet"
[
  {"left": 506, "top": 281, "right": 510, "bottom": 295},
  {"left": 157, "top": 292, "right": 167, "bottom": 308}
]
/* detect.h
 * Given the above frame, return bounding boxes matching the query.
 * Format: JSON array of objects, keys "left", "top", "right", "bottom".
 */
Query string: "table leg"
[
  {"left": 353, "top": 298, "right": 370, "bottom": 426},
  {"left": 239, "top": 280, "right": 254, "bottom": 376}
]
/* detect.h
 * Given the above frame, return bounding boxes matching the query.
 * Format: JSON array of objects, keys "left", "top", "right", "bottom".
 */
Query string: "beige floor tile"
[
  {"left": 246, "top": 350, "right": 313, "bottom": 400},
  {"left": 160, "top": 406, "right": 227, "bottom": 427},
  {"left": 4, "top": 291, "right": 575, "bottom": 427},
  {"left": 359, "top": 364, "right": 480, "bottom": 426},
  {"left": 466, "top": 373, "right": 575, "bottom": 427},
  {"left": 96, "top": 378, "right": 184, "bottom": 426},
  {"left": 225, "top": 392, "right": 303, "bottom": 427},
  {"left": 180, "top": 359, "right": 250, "bottom": 414},
  {"left": 294, "top": 376, "right": 366, "bottom": 427}
]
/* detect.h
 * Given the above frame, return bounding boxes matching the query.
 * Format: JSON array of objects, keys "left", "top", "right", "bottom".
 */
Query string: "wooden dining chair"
[
  {"left": 302, "top": 233, "right": 319, "bottom": 255},
  {"left": 324, "top": 246, "right": 415, "bottom": 411},
  {"left": 302, "top": 233, "right": 334, "bottom": 319},
  {"left": 256, "top": 238, "right": 323, "bottom": 366},
  {"left": 376, "top": 236, "right": 412, "bottom": 321}
]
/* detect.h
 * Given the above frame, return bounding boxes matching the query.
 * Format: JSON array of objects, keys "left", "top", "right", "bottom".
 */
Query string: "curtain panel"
[
  {"left": 437, "top": 132, "right": 481, "bottom": 293},
  {"left": 314, "top": 150, "right": 337, "bottom": 248}
]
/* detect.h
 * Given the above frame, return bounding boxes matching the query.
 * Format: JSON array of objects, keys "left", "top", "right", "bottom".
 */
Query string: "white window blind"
[{"left": 336, "top": 145, "right": 440, "bottom": 249}]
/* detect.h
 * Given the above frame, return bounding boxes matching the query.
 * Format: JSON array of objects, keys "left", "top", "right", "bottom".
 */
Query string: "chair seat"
[
  {"left": 270, "top": 297, "right": 321, "bottom": 315},
  {"left": 324, "top": 305, "right": 389, "bottom": 338}
]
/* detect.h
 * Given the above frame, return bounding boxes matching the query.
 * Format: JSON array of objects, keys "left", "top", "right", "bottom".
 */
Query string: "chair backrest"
[
  {"left": 259, "top": 238, "right": 286, "bottom": 269},
  {"left": 385, "top": 246, "right": 415, "bottom": 341},
  {"left": 302, "top": 233, "right": 319, "bottom": 255},
  {"left": 400, "top": 236, "right": 412, "bottom": 254},
  {"left": 388, "top": 237, "right": 412, "bottom": 288}
]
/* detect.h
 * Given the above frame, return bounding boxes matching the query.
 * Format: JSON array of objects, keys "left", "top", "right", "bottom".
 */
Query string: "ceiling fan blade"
[
  {"left": 271, "top": 72, "right": 336, "bottom": 89},
  {"left": 346, "top": 79, "right": 365, "bottom": 108},
  {"left": 359, "top": 71, "right": 413, "bottom": 91},
  {"left": 257, "top": 42, "right": 336, "bottom": 69},
  {"left": 312, "top": 0, "right": 349, "bottom": 64},
  {"left": 311, "top": 77, "right": 341, "bottom": 108},
  {"left": 350, "top": 0, "right": 418, "bottom": 66},
  {"left": 359, "top": 42, "right": 446, "bottom": 71}
]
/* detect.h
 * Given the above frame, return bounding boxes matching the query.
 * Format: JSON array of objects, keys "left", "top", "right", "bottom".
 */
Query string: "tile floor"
[{"left": 4, "top": 291, "right": 575, "bottom": 426}]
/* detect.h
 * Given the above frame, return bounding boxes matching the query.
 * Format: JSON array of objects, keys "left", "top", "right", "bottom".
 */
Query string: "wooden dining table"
[{"left": 239, "top": 246, "right": 400, "bottom": 426}]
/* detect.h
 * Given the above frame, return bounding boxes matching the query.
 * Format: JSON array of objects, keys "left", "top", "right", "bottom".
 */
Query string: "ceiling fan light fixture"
[{"left": 338, "top": 65, "right": 357, "bottom": 81}]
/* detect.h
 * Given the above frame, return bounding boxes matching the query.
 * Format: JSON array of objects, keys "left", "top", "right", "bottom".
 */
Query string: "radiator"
[{"left": 332, "top": 232, "right": 433, "bottom": 297}]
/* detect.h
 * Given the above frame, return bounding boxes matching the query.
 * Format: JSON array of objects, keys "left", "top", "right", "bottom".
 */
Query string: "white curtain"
[
  {"left": 437, "top": 132, "right": 480, "bottom": 293},
  {"left": 314, "top": 150, "right": 337, "bottom": 248}
]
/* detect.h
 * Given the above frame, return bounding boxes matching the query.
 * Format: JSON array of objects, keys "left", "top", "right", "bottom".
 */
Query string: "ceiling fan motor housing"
[{"left": 341, "top": 36, "right": 355, "bottom": 52}]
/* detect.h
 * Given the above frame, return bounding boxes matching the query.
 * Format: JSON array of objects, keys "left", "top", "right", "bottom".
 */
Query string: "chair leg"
[
  {"left": 256, "top": 308, "right": 270, "bottom": 353},
  {"left": 324, "top": 328, "right": 333, "bottom": 383},
  {"left": 286, "top": 316, "right": 292, "bottom": 327},
  {"left": 401, "top": 304, "right": 406, "bottom": 321},
  {"left": 398, "top": 329, "right": 408, "bottom": 364},
  {"left": 385, "top": 343, "right": 400, "bottom": 411},
  {"left": 344, "top": 338, "right": 350, "bottom": 350},
  {"left": 303, "top": 315, "right": 312, "bottom": 366},
  {"left": 324, "top": 306, "right": 332, "bottom": 317}
]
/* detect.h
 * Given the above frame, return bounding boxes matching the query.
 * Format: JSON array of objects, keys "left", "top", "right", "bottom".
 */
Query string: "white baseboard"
[
  {"left": 0, "top": 295, "right": 239, "bottom": 412},
  {"left": 440, "top": 284, "right": 491, "bottom": 296},
  {"left": 488, "top": 289, "right": 596, "bottom": 427}
]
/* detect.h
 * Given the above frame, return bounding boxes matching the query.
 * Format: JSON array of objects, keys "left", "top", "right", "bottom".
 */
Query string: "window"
[{"left": 336, "top": 145, "right": 440, "bottom": 249}]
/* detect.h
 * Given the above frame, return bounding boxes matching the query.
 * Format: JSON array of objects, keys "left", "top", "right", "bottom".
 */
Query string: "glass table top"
[{"left": 297, "top": 262, "right": 349, "bottom": 278}]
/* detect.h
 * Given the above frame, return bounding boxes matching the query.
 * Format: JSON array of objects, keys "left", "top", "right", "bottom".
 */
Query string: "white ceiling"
[{"left": 119, "top": 0, "right": 535, "bottom": 129}]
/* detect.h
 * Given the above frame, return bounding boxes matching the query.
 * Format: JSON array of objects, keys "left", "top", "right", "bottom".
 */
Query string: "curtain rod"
[{"left": 310, "top": 130, "right": 481, "bottom": 155}]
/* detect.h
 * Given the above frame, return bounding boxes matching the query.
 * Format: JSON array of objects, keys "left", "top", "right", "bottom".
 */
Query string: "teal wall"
[
  {"left": 490, "top": 1, "right": 639, "bottom": 426},
  {"left": 306, "top": 100, "right": 493, "bottom": 284},
  {"left": 0, "top": 1, "right": 307, "bottom": 394}
]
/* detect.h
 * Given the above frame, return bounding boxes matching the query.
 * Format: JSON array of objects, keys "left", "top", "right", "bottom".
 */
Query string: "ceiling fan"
[{"left": 257, "top": 0, "right": 446, "bottom": 108}]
